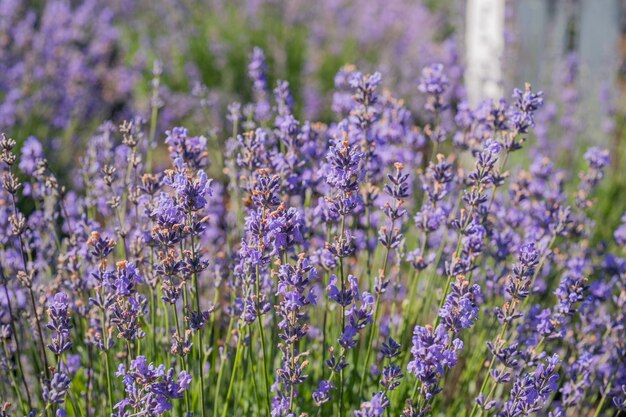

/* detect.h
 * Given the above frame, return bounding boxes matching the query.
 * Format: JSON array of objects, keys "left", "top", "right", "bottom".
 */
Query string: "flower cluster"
[
  {"left": 114, "top": 356, "right": 192, "bottom": 416},
  {"left": 408, "top": 325, "right": 463, "bottom": 401},
  {"left": 272, "top": 253, "right": 317, "bottom": 416},
  {"left": 46, "top": 292, "right": 73, "bottom": 356},
  {"left": 0, "top": 30, "right": 622, "bottom": 417},
  {"left": 0, "top": 0, "right": 134, "bottom": 133}
]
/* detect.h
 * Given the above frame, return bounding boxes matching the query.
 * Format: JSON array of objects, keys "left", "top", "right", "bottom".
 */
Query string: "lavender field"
[{"left": 0, "top": 1, "right": 625, "bottom": 416}]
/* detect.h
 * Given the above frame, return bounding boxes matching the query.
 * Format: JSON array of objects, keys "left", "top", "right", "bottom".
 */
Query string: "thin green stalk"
[
  {"left": 99, "top": 286, "right": 113, "bottom": 416},
  {"left": 256, "top": 311, "right": 272, "bottom": 415},
  {"left": 469, "top": 307, "right": 513, "bottom": 417},
  {"left": 173, "top": 305, "right": 191, "bottom": 414},
  {"left": 160, "top": 292, "right": 172, "bottom": 367},
  {"left": 235, "top": 346, "right": 247, "bottom": 417},
  {"left": 592, "top": 374, "right": 614, "bottom": 417},
  {"left": 255, "top": 262, "right": 272, "bottom": 416},
  {"left": 189, "top": 226, "right": 207, "bottom": 417},
  {"left": 399, "top": 232, "right": 429, "bottom": 347},
  {"left": 399, "top": 268, "right": 419, "bottom": 339},
  {"left": 28, "top": 286, "right": 48, "bottom": 375},
  {"left": 207, "top": 289, "right": 221, "bottom": 407},
  {"left": 288, "top": 342, "right": 296, "bottom": 413},
  {"left": 150, "top": 288, "right": 157, "bottom": 357},
  {"left": 432, "top": 274, "right": 453, "bottom": 329},
  {"left": 104, "top": 350, "right": 114, "bottom": 417},
  {"left": 247, "top": 327, "right": 261, "bottom": 414},
  {"left": 86, "top": 345, "right": 93, "bottom": 417},
  {"left": 408, "top": 194, "right": 479, "bottom": 403},
  {"left": 468, "top": 351, "right": 496, "bottom": 417},
  {"left": 2, "top": 340, "right": 26, "bottom": 414},
  {"left": 221, "top": 326, "right": 244, "bottom": 417},
  {"left": 251, "top": 206, "right": 272, "bottom": 416},
  {"left": 322, "top": 224, "right": 331, "bottom": 380},
  {"left": 359, "top": 225, "right": 393, "bottom": 397},
  {"left": 125, "top": 340, "right": 132, "bottom": 368},
  {"left": 365, "top": 203, "right": 373, "bottom": 287},
  {"left": 196, "top": 331, "right": 207, "bottom": 413},
  {"left": 1, "top": 276, "right": 32, "bottom": 408},
  {"left": 11, "top": 192, "right": 49, "bottom": 378},
  {"left": 338, "top": 214, "right": 347, "bottom": 417},
  {"left": 359, "top": 294, "right": 381, "bottom": 396},
  {"left": 418, "top": 209, "right": 454, "bottom": 319},
  {"left": 213, "top": 313, "right": 235, "bottom": 417},
  {"left": 68, "top": 388, "right": 85, "bottom": 417}
]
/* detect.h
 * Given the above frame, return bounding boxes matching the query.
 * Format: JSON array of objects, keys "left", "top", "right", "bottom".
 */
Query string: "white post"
[{"left": 465, "top": 0, "right": 506, "bottom": 105}]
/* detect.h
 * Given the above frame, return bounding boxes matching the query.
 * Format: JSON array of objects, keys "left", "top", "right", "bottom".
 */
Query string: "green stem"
[
  {"left": 0, "top": 276, "right": 32, "bottom": 408},
  {"left": 150, "top": 288, "right": 157, "bottom": 357},
  {"left": 104, "top": 350, "right": 114, "bottom": 417},
  {"left": 592, "top": 379, "right": 614, "bottom": 417},
  {"left": 189, "top": 226, "right": 207, "bottom": 417},
  {"left": 256, "top": 314, "right": 272, "bottom": 415},
  {"left": 247, "top": 327, "right": 261, "bottom": 414},
  {"left": 338, "top": 214, "right": 347, "bottom": 417},
  {"left": 255, "top": 262, "right": 272, "bottom": 416},
  {"left": 288, "top": 342, "right": 296, "bottom": 413},
  {"left": 212, "top": 312, "right": 234, "bottom": 417},
  {"left": 221, "top": 326, "right": 244, "bottom": 417},
  {"left": 322, "top": 225, "right": 331, "bottom": 380},
  {"left": 173, "top": 305, "right": 191, "bottom": 414},
  {"left": 469, "top": 311, "right": 512, "bottom": 417},
  {"left": 11, "top": 187, "right": 49, "bottom": 379},
  {"left": 2, "top": 340, "right": 26, "bottom": 413},
  {"left": 359, "top": 230, "right": 393, "bottom": 397},
  {"left": 359, "top": 295, "right": 381, "bottom": 396}
]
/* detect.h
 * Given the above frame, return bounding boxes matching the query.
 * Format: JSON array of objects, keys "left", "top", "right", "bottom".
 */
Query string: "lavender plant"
[{"left": 0, "top": 36, "right": 623, "bottom": 417}]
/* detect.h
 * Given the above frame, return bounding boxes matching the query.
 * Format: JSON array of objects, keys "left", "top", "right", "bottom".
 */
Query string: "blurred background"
[{"left": 1, "top": 0, "right": 624, "bottom": 231}]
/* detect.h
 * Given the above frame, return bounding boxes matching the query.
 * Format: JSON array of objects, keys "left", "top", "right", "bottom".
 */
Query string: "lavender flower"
[
  {"left": 576, "top": 147, "right": 610, "bottom": 208},
  {"left": 378, "top": 162, "right": 409, "bottom": 251},
  {"left": 18, "top": 137, "right": 43, "bottom": 176},
  {"left": 438, "top": 276, "right": 482, "bottom": 333},
  {"left": 407, "top": 325, "right": 463, "bottom": 401},
  {"left": 249, "top": 47, "right": 272, "bottom": 122},
  {"left": 273, "top": 253, "right": 316, "bottom": 414},
  {"left": 499, "top": 354, "right": 560, "bottom": 417},
  {"left": 501, "top": 242, "right": 540, "bottom": 314},
  {"left": 103, "top": 261, "right": 147, "bottom": 342},
  {"left": 42, "top": 371, "right": 71, "bottom": 407},
  {"left": 508, "top": 83, "right": 544, "bottom": 134},
  {"left": 354, "top": 391, "right": 390, "bottom": 417},
  {"left": 534, "top": 266, "right": 588, "bottom": 339},
  {"left": 114, "top": 356, "right": 191, "bottom": 415},
  {"left": 313, "top": 380, "right": 334, "bottom": 406},
  {"left": 380, "top": 337, "right": 403, "bottom": 391},
  {"left": 164, "top": 163, "right": 213, "bottom": 213},
  {"left": 327, "top": 274, "right": 373, "bottom": 349},
  {"left": 418, "top": 63, "right": 448, "bottom": 112},
  {"left": 46, "top": 292, "right": 73, "bottom": 355},
  {"left": 325, "top": 134, "right": 365, "bottom": 193},
  {"left": 164, "top": 127, "right": 209, "bottom": 170},
  {"left": 560, "top": 351, "right": 595, "bottom": 408}
]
